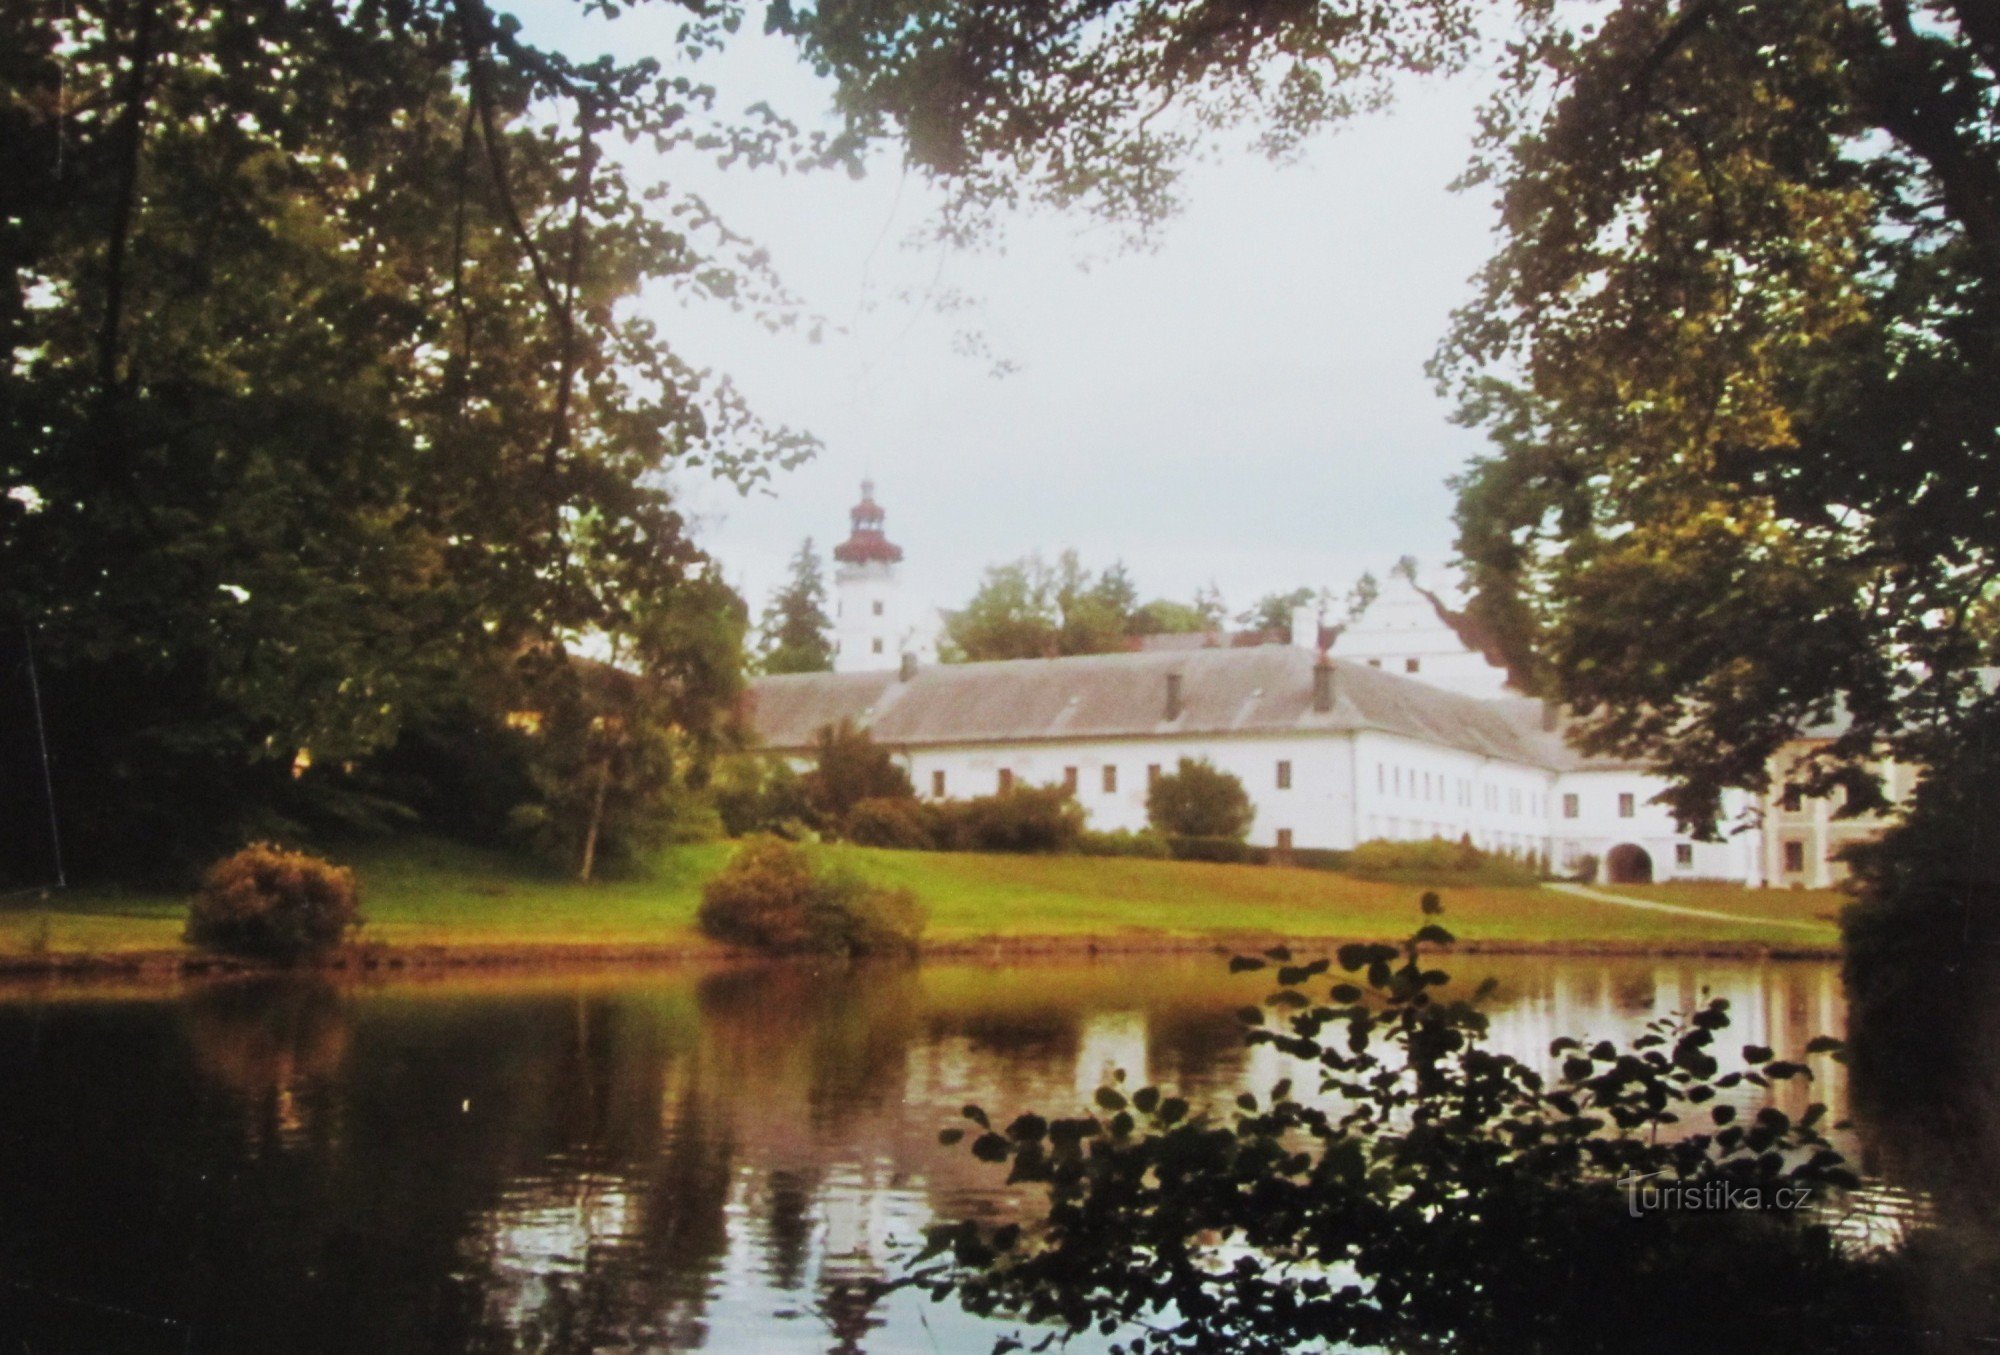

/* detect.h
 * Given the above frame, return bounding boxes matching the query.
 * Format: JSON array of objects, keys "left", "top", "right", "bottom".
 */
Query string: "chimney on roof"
[
  {"left": 1313, "top": 660, "right": 1334, "bottom": 713},
  {"left": 899, "top": 652, "right": 918, "bottom": 682},
  {"left": 1290, "top": 603, "right": 1318, "bottom": 651},
  {"left": 1164, "top": 671, "right": 1184, "bottom": 721}
]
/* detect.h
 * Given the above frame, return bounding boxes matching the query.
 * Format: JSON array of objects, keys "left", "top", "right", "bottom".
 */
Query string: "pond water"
[{"left": 0, "top": 953, "right": 1923, "bottom": 1352}]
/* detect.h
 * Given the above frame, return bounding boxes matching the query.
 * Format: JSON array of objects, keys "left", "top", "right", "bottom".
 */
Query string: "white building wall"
[
  {"left": 1351, "top": 731, "right": 1554, "bottom": 858},
  {"left": 832, "top": 561, "right": 901, "bottom": 673},
  {"left": 897, "top": 733, "right": 1357, "bottom": 850},
  {"left": 1547, "top": 770, "right": 1761, "bottom": 885}
]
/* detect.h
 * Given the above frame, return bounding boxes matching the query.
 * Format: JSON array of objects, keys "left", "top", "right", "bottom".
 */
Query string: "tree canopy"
[
  {"left": 942, "top": 551, "right": 1137, "bottom": 661},
  {"left": 2, "top": 0, "right": 820, "bottom": 878},
  {"left": 786, "top": 0, "right": 2000, "bottom": 832},
  {"left": 1146, "top": 756, "right": 1254, "bottom": 840}
]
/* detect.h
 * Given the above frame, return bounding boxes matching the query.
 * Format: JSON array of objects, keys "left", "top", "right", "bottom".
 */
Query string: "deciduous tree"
[
  {"left": 787, "top": 0, "right": 2000, "bottom": 837},
  {"left": 1, "top": 0, "right": 815, "bottom": 878}
]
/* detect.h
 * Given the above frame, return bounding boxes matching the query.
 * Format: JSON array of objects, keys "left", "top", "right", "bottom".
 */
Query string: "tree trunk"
[{"left": 577, "top": 756, "right": 611, "bottom": 883}]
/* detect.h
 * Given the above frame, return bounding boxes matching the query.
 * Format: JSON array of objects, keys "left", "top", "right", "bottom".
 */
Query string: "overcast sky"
[{"left": 513, "top": 4, "right": 1502, "bottom": 626}]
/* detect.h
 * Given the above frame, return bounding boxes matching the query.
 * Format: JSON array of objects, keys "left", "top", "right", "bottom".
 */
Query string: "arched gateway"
[{"left": 1605, "top": 843, "right": 1654, "bottom": 884}]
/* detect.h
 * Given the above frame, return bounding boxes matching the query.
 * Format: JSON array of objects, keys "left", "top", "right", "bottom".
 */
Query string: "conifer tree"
[{"left": 759, "top": 540, "right": 834, "bottom": 675}]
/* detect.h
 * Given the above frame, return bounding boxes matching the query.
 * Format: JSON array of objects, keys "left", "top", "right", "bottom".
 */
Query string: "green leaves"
[
  {"left": 4, "top": 0, "right": 802, "bottom": 878},
  {"left": 928, "top": 896, "right": 1864, "bottom": 1352}
]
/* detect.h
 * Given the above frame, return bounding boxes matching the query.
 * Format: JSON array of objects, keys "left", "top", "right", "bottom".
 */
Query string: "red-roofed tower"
[{"left": 832, "top": 480, "right": 905, "bottom": 672}]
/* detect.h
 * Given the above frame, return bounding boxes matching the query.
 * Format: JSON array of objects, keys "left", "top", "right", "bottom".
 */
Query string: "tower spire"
[{"left": 834, "top": 479, "right": 902, "bottom": 564}]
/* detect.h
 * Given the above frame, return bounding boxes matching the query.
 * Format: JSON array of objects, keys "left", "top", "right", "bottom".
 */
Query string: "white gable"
[{"left": 1330, "top": 572, "right": 1514, "bottom": 701}]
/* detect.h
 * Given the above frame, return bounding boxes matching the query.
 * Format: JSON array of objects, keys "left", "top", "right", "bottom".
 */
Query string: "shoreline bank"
[{"left": 0, "top": 928, "right": 1842, "bottom": 988}]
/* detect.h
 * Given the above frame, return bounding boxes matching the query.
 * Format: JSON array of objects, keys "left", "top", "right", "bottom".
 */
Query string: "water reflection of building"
[{"left": 12, "top": 956, "right": 1910, "bottom": 1355}]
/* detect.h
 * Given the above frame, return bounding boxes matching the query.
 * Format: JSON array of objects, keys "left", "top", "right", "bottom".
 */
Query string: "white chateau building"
[{"left": 749, "top": 484, "right": 1897, "bottom": 887}]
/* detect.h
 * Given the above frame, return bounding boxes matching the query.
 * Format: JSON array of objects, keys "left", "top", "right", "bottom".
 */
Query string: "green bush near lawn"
[
  {"left": 1077, "top": 828, "right": 1172, "bottom": 859},
  {"left": 1345, "top": 837, "right": 1543, "bottom": 888},
  {"left": 186, "top": 843, "right": 362, "bottom": 962},
  {"left": 697, "top": 836, "right": 925, "bottom": 958}
]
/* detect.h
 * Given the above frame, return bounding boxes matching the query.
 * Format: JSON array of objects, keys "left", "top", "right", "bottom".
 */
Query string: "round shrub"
[
  {"left": 698, "top": 836, "right": 926, "bottom": 957},
  {"left": 1146, "top": 758, "right": 1253, "bottom": 840},
  {"left": 187, "top": 843, "right": 362, "bottom": 962},
  {"left": 817, "top": 867, "right": 926, "bottom": 959},
  {"left": 844, "top": 796, "right": 937, "bottom": 849},
  {"left": 953, "top": 784, "right": 1085, "bottom": 853}
]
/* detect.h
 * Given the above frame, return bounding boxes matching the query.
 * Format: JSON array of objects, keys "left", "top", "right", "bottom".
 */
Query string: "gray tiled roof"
[{"left": 744, "top": 647, "right": 1624, "bottom": 771}]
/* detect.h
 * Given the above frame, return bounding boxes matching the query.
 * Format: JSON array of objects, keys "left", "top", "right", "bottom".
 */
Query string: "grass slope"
[
  {"left": 0, "top": 838, "right": 1841, "bottom": 963},
  {"left": 854, "top": 850, "right": 1840, "bottom": 948}
]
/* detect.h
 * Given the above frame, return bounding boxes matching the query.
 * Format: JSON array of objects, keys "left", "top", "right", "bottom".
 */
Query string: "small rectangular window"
[
  {"left": 932, "top": 769, "right": 946, "bottom": 798},
  {"left": 998, "top": 768, "right": 1014, "bottom": 794},
  {"left": 1618, "top": 793, "right": 1635, "bottom": 818},
  {"left": 871, "top": 600, "right": 884, "bottom": 616},
  {"left": 1781, "top": 786, "right": 1802, "bottom": 811},
  {"left": 1367, "top": 658, "right": 1382, "bottom": 668},
  {"left": 1784, "top": 840, "right": 1806, "bottom": 873},
  {"left": 1675, "top": 843, "right": 1694, "bottom": 868},
  {"left": 1063, "top": 766, "right": 1079, "bottom": 794},
  {"left": 1276, "top": 760, "right": 1292, "bottom": 790},
  {"left": 1405, "top": 658, "right": 1421, "bottom": 674},
  {"left": 1103, "top": 765, "right": 1118, "bottom": 794},
  {"left": 1562, "top": 793, "right": 1579, "bottom": 819},
  {"left": 871, "top": 637, "right": 884, "bottom": 654}
]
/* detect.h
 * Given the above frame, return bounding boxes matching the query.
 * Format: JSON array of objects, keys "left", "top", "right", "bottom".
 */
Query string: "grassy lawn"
[
  {"left": 853, "top": 850, "right": 1839, "bottom": 948},
  {"left": 0, "top": 838, "right": 1841, "bottom": 964},
  {"left": 1587, "top": 881, "right": 1850, "bottom": 928}
]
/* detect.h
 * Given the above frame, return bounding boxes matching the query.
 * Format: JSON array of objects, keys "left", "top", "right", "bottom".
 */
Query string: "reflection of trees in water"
[
  {"left": 816, "top": 1271, "right": 887, "bottom": 1355},
  {"left": 458, "top": 990, "right": 738, "bottom": 1354},
  {"left": 1145, "top": 1007, "right": 1249, "bottom": 1090},
  {"left": 13, "top": 956, "right": 1907, "bottom": 1354},
  {"left": 182, "top": 976, "right": 350, "bottom": 1148},
  {"left": 761, "top": 1167, "right": 816, "bottom": 1291},
  {"left": 1844, "top": 911, "right": 2000, "bottom": 1340},
  {"left": 695, "top": 962, "right": 921, "bottom": 1131}
]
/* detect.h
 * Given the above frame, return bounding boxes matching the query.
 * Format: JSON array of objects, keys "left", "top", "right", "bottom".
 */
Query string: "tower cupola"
[
  {"left": 832, "top": 479, "right": 906, "bottom": 672},
  {"left": 832, "top": 479, "right": 904, "bottom": 566}
]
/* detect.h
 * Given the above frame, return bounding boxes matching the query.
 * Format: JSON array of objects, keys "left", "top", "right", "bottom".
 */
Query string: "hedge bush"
[
  {"left": 845, "top": 796, "right": 937, "bottom": 849},
  {"left": 697, "top": 836, "right": 925, "bottom": 958},
  {"left": 803, "top": 720, "right": 914, "bottom": 826},
  {"left": 1345, "top": 837, "right": 1542, "bottom": 887},
  {"left": 1286, "top": 846, "right": 1352, "bottom": 872},
  {"left": 711, "top": 754, "right": 815, "bottom": 839},
  {"left": 1166, "top": 835, "right": 1271, "bottom": 865},
  {"left": 940, "top": 785, "right": 1085, "bottom": 854},
  {"left": 186, "top": 843, "right": 362, "bottom": 962},
  {"left": 1076, "top": 828, "right": 1172, "bottom": 859}
]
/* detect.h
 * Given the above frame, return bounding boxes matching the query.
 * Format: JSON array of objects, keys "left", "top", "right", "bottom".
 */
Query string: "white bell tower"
[{"left": 832, "top": 480, "right": 904, "bottom": 672}]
